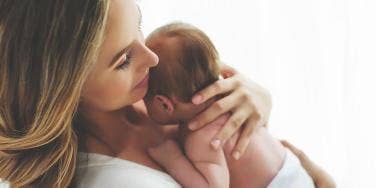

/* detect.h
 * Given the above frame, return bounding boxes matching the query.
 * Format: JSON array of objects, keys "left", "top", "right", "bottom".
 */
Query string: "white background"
[
  {"left": 139, "top": 0, "right": 376, "bottom": 187},
  {"left": 1, "top": 0, "right": 375, "bottom": 187}
]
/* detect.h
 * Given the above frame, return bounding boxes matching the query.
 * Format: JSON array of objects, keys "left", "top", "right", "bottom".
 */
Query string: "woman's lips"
[{"left": 134, "top": 74, "right": 149, "bottom": 89}]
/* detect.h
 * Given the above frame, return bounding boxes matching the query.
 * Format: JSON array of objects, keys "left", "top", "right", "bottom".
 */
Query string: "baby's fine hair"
[{"left": 146, "top": 22, "right": 221, "bottom": 102}]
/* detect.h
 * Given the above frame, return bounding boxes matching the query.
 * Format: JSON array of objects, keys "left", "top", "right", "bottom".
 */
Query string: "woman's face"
[{"left": 81, "top": 0, "right": 159, "bottom": 112}]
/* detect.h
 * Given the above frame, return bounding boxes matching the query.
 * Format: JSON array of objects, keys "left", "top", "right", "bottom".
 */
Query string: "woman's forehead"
[
  {"left": 97, "top": 0, "right": 139, "bottom": 68},
  {"left": 107, "top": 0, "right": 138, "bottom": 41}
]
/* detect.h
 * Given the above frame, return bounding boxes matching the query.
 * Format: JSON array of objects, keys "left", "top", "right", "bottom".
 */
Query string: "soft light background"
[
  {"left": 138, "top": 0, "right": 375, "bottom": 188},
  {"left": 1, "top": 0, "right": 374, "bottom": 187}
]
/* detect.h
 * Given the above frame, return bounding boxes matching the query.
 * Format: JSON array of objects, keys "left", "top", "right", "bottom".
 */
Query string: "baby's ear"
[{"left": 154, "top": 95, "right": 174, "bottom": 114}]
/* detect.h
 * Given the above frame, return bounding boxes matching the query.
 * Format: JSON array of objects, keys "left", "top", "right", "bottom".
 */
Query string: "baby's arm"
[
  {"left": 183, "top": 114, "right": 230, "bottom": 188},
  {"left": 148, "top": 139, "right": 229, "bottom": 188}
]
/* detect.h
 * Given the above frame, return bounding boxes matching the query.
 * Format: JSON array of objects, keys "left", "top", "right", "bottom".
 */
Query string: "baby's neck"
[{"left": 176, "top": 97, "right": 218, "bottom": 141}]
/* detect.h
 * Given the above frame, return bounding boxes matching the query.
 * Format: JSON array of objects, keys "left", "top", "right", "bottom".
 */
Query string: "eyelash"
[
  {"left": 117, "top": 53, "right": 132, "bottom": 70},
  {"left": 138, "top": 20, "right": 142, "bottom": 31}
]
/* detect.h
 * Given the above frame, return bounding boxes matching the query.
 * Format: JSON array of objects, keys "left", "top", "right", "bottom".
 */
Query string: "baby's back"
[{"left": 184, "top": 116, "right": 286, "bottom": 188}]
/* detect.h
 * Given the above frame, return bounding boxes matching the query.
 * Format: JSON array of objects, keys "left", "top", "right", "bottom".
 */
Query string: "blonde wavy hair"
[{"left": 0, "top": 0, "right": 110, "bottom": 187}]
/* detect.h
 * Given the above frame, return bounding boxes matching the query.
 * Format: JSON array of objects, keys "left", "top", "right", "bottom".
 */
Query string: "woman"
[{"left": 0, "top": 0, "right": 335, "bottom": 187}]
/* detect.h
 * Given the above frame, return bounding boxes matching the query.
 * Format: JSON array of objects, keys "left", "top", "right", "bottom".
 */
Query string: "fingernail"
[
  {"left": 232, "top": 151, "right": 241, "bottom": 160},
  {"left": 189, "top": 122, "right": 197, "bottom": 130},
  {"left": 211, "top": 139, "right": 221, "bottom": 150},
  {"left": 192, "top": 95, "right": 202, "bottom": 104}
]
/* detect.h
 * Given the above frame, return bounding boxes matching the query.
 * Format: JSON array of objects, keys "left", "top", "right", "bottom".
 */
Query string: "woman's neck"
[
  {"left": 77, "top": 105, "right": 135, "bottom": 151},
  {"left": 77, "top": 103, "right": 175, "bottom": 158}
]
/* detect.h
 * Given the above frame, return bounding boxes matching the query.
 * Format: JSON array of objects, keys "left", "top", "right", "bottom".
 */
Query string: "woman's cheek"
[{"left": 105, "top": 77, "right": 133, "bottom": 108}]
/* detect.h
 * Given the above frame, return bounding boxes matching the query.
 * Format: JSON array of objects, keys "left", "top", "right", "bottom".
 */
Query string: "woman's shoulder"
[{"left": 75, "top": 152, "right": 181, "bottom": 188}]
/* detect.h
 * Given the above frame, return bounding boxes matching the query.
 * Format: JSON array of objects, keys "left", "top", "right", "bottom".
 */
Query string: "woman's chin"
[{"left": 131, "top": 86, "right": 148, "bottom": 102}]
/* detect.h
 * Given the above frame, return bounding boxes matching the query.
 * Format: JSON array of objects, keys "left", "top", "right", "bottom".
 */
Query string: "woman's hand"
[
  {"left": 188, "top": 64, "right": 272, "bottom": 159},
  {"left": 281, "top": 140, "right": 336, "bottom": 188}
]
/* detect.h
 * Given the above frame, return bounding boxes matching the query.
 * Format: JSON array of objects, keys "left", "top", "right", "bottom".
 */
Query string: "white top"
[
  {"left": 76, "top": 152, "right": 181, "bottom": 188},
  {"left": 267, "top": 149, "right": 314, "bottom": 188}
]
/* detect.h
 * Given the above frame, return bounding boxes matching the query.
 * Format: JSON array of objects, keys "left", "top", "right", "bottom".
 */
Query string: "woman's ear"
[{"left": 154, "top": 95, "right": 174, "bottom": 114}]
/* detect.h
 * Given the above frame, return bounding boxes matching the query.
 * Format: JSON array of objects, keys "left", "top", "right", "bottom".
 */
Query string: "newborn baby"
[{"left": 144, "top": 22, "right": 314, "bottom": 188}]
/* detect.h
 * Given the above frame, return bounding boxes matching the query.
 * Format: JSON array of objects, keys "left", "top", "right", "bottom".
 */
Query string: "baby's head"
[{"left": 144, "top": 22, "right": 221, "bottom": 125}]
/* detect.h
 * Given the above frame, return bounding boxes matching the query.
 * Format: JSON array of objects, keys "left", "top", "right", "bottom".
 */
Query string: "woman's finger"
[
  {"left": 188, "top": 90, "right": 244, "bottom": 130},
  {"left": 231, "top": 115, "right": 261, "bottom": 159},
  {"left": 281, "top": 140, "right": 337, "bottom": 188},
  {"left": 220, "top": 64, "right": 237, "bottom": 78},
  {"left": 281, "top": 140, "right": 320, "bottom": 175},
  {"left": 280, "top": 140, "right": 310, "bottom": 162},
  {"left": 191, "top": 75, "right": 241, "bottom": 105},
  {"left": 211, "top": 105, "right": 253, "bottom": 151}
]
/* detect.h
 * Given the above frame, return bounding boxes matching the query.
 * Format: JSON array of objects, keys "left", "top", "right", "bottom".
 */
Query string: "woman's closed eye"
[
  {"left": 138, "top": 17, "right": 142, "bottom": 32},
  {"left": 117, "top": 52, "right": 133, "bottom": 70}
]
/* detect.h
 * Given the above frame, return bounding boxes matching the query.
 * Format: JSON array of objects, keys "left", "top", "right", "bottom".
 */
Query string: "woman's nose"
[
  {"left": 140, "top": 44, "right": 159, "bottom": 70},
  {"left": 147, "top": 47, "right": 159, "bottom": 67}
]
